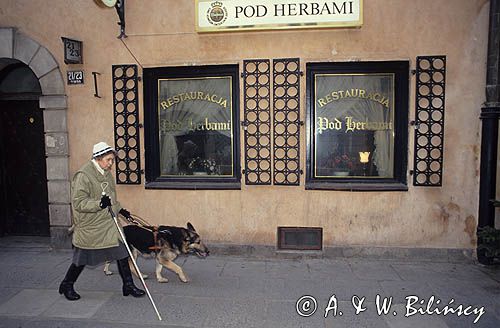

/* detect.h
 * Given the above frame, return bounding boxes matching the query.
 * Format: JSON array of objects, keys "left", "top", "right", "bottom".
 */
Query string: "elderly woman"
[{"left": 58, "top": 142, "right": 145, "bottom": 301}]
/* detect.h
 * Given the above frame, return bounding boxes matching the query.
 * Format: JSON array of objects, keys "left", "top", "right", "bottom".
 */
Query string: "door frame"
[{"left": 0, "top": 27, "right": 71, "bottom": 247}]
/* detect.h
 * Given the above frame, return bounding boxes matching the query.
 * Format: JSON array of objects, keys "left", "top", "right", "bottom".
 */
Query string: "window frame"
[
  {"left": 305, "top": 61, "right": 409, "bottom": 191},
  {"left": 143, "top": 64, "right": 241, "bottom": 190}
]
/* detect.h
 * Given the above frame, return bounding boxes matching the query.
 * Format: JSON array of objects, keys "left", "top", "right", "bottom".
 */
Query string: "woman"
[{"left": 58, "top": 142, "right": 145, "bottom": 301}]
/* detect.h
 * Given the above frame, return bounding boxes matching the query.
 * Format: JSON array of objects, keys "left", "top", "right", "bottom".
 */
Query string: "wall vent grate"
[{"left": 277, "top": 227, "right": 322, "bottom": 250}]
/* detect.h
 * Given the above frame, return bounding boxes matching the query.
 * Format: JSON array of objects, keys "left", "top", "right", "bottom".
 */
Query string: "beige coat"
[{"left": 71, "top": 161, "right": 123, "bottom": 249}]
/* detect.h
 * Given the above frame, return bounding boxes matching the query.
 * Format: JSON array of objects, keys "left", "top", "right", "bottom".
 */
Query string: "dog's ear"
[{"left": 187, "top": 222, "right": 196, "bottom": 232}]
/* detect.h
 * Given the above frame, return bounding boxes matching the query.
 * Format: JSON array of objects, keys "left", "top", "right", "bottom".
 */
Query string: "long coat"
[{"left": 71, "top": 161, "right": 123, "bottom": 249}]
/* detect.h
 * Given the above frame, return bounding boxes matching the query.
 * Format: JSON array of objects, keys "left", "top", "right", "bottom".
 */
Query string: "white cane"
[{"left": 106, "top": 200, "right": 163, "bottom": 321}]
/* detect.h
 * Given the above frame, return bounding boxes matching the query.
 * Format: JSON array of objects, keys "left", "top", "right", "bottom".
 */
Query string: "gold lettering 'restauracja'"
[
  {"left": 160, "top": 91, "right": 228, "bottom": 110},
  {"left": 317, "top": 88, "right": 390, "bottom": 109},
  {"left": 317, "top": 116, "right": 393, "bottom": 134}
]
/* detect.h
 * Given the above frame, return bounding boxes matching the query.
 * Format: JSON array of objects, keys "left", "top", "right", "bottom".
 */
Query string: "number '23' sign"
[
  {"left": 67, "top": 70, "right": 84, "bottom": 85},
  {"left": 61, "top": 37, "right": 83, "bottom": 64}
]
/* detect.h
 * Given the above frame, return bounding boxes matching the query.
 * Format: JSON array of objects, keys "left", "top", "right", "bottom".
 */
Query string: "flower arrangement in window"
[
  {"left": 188, "top": 157, "right": 218, "bottom": 175},
  {"left": 328, "top": 153, "right": 355, "bottom": 172}
]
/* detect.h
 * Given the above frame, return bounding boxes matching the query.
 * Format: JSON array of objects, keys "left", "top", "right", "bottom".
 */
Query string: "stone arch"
[{"left": 0, "top": 27, "right": 70, "bottom": 247}]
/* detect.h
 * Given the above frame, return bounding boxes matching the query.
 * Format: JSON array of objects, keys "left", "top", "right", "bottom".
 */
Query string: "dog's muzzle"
[{"left": 190, "top": 246, "right": 209, "bottom": 258}]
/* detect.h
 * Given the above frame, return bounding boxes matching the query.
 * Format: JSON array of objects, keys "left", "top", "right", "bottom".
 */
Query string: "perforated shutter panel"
[
  {"left": 413, "top": 56, "right": 446, "bottom": 186},
  {"left": 112, "top": 64, "right": 141, "bottom": 184},
  {"left": 272, "top": 58, "right": 301, "bottom": 185},
  {"left": 242, "top": 59, "right": 272, "bottom": 185}
]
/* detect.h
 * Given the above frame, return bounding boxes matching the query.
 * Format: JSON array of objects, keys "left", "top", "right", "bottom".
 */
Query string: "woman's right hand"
[{"left": 99, "top": 195, "right": 111, "bottom": 209}]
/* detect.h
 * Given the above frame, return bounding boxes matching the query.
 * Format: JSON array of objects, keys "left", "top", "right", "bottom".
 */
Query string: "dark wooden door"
[{"left": 0, "top": 100, "right": 49, "bottom": 236}]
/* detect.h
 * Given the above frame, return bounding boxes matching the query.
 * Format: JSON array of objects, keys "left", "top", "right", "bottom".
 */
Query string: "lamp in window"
[{"left": 359, "top": 151, "right": 371, "bottom": 176}]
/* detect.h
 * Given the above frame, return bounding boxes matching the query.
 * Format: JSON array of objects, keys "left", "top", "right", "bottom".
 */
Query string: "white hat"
[{"left": 92, "top": 142, "right": 115, "bottom": 158}]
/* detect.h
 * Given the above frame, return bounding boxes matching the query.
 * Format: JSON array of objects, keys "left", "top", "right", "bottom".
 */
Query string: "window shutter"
[
  {"left": 413, "top": 56, "right": 446, "bottom": 186},
  {"left": 112, "top": 64, "right": 141, "bottom": 184},
  {"left": 242, "top": 59, "right": 272, "bottom": 185},
  {"left": 272, "top": 58, "right": 301, "bottom": 185}
]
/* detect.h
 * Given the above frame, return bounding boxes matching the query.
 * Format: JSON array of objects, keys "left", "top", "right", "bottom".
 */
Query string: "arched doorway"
[
  {"left": 0, "top": 59, "right": 50, "bottom": 236},
  {"left": 0, "top": 27, "right": 71, "bottom": 247}
]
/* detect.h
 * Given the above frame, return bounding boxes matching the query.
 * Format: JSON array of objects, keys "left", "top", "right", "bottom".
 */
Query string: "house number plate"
[{"left": 67, "top": 70, "right": 84, "bottom": 85}]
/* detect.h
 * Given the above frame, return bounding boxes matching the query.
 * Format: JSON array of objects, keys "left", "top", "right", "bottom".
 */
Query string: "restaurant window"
[
  {"left": 306, "top": 61, "right": 409, "bottom": 191},
  {"left": 143, "top": 65, "right": 240, "bottom": 189}
]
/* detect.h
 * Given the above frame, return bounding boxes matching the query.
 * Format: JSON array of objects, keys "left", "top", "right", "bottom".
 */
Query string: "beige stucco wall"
[{"left": 0, "top": 0, "right": 490, "bottom": 249}]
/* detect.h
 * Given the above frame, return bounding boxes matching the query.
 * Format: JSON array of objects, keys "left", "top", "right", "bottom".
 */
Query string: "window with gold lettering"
[
  {"left": 143, "top": 65, "right": 240, "bottom": 189},
  {"left": 306, "top": 62, "right": 409, "bottom": 191}
]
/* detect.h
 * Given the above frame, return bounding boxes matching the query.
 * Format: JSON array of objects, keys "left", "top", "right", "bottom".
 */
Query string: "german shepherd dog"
[{"left": 104, "top": 222, "right": 209, "bottom": 283}]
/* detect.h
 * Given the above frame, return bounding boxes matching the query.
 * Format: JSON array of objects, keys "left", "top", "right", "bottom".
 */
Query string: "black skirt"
[{"left": 72, "top": 242, "right": 128, "bottom": 266}]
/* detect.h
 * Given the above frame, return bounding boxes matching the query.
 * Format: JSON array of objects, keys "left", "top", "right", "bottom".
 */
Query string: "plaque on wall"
[
  {"left": 67, "top": 70, "right": 84, "bottom": 85},
  {"left": 61, "top": 37, "right": 83, "bottom": 64},
  {"left": 196, "top": 0, "right": 363, "bottom": 32}
]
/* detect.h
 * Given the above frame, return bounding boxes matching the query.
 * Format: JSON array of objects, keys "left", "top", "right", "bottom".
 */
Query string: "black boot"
[
  {"left": 59, "top": 264, "right": 85, "bottom": 301},
  {"left": 116, "top": 258, "right": 145, "bottom": 297}
]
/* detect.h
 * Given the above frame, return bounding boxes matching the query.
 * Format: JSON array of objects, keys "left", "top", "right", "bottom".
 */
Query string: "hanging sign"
[{"left": 196, "top": 0, "right": 362, "bottom": 32}]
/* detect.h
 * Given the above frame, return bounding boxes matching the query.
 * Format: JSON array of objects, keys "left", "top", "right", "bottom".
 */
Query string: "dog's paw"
[
  {"left": 104, "top": 270, "right": 113, "bottom": 276},
  {"left": 179, "top": 275, "right": 190, "bottom": 283},
  {"left": 157, "top": 277, "right": 169, "bottom": 283}
]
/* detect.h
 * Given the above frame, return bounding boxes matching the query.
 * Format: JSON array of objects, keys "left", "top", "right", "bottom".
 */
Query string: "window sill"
[
  {"left": 305, "top": 181, "right": 408, "bottom": 191},
  {"left": 145, "top": 181, "right": 241, "bottom": 190}
]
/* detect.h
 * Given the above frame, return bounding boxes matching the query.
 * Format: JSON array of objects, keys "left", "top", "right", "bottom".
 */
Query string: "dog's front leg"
[
  {"left": 158, "top": 258, "right": 189, "bottom": 283},
  {"left": 129, "top": 248, "right": 148, "bottom": 279},
  {"left": 155, "top": 261, "right": 169, "bottom": 283}
]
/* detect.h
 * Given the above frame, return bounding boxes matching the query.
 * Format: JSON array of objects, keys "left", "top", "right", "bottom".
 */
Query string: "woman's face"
[{"left": 96, "top": 153, "right": 115, "bottom": 171}]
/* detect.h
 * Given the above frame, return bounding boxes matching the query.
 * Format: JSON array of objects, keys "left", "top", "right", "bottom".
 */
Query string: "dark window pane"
[
  {"left": 305, "top": 61, "right": 409, "bottom": 191},
  {"left": 158, "top": 77, "right": 235, "bottom": 177},
  {"left": 314, "top": 74, "right": 395, "bottom": 178}
]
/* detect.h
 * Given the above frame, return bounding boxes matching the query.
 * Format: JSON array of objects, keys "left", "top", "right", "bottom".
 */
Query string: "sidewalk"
[{"left": 0, "top": 237, "right": 498, "bottom": 328}]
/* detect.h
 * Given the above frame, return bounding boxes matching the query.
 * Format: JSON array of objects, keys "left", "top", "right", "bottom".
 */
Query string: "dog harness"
[
  {"left": 149, "top": 226, "right": 161, "bottom": 253},
  {"left": 118, "top": 212, "right": 169, "bottom": 253}
]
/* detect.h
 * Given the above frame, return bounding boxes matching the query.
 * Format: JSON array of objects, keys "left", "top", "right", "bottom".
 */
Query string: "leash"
[
  {"left": 121, "top": 213, "right": 152, "bottom": 227},
  {"left": 100, "top": 183, "right": 168, "bottom": 254}
]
